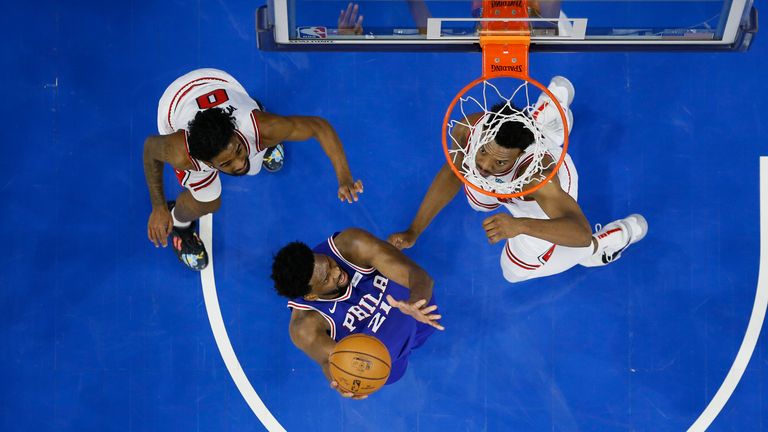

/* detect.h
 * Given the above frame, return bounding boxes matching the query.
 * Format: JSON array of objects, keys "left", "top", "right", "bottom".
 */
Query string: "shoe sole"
[
  {"left": 624, "top": 214, "right": 648, "bottom": 244},
  {"left": 551, "top": 76, "right": 575, "bottom": 105}
]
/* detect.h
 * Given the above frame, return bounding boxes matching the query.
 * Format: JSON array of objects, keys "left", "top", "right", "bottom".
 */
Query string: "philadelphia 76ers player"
[
  {"left": 271, "top": 228, "right": 443, "bottom": 399},
  {"left": 144, "top": 68, "right": 363, "bottom": 271},
  {"left": 388, "top": 76, "right": 648, "bottom": 283}
]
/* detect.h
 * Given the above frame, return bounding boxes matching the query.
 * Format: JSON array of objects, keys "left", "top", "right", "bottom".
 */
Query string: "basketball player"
[
  {"left": 388, "top": 76, "right": 647, "bottom": 283},
  {"left": 144, "top": 68, "right": 363, "bottom": 271},
  {"left": 271, "top": 228, "right": 443, "bottom": 399}
]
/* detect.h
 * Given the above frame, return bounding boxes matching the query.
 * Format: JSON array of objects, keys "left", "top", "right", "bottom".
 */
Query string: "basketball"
[{"left": 329, "top": 334, "right": 392, "bottom": 396}]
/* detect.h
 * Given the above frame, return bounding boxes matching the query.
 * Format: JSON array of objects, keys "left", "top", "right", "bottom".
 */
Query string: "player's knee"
[
  {"left": 192, "top": 196, "right": 221, "bottom": 215},
  {"left": 201, "top": 197, "right": 221, "bottom": 214}
]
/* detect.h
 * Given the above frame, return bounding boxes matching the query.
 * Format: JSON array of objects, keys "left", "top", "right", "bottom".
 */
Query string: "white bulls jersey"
[
  {"left": 156, "top": 68, "right": 268, "bottom": 201},
  {"left": 462, "top": 114, "right": 580, "bottom": 256}
]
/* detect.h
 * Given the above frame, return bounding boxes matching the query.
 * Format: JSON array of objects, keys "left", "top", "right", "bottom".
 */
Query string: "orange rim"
[{"left": 441, "top": 75, "right": 570, "bottom": 200}]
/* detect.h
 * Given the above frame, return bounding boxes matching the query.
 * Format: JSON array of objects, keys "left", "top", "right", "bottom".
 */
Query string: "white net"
[{"left": 446, "top": 79, "right": 564, "bottom": 197}]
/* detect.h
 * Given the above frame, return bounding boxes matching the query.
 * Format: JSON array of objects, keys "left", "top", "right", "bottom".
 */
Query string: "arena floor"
[{"left": 2, "top": 1, "right": 766, "bottom": 431}]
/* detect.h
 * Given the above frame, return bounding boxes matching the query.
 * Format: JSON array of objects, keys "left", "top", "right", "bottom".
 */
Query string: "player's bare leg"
[{"left": 173, "top": 190, "right": 221, "bottom": 222}]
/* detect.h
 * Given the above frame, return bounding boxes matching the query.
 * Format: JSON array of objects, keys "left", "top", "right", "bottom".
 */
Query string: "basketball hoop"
[{"left": 442, "top": 0, "right": 570, "bottom": 200}]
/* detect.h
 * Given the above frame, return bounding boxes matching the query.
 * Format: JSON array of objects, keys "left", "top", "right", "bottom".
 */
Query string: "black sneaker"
[
  {"left": 167, "top": 201, "right": 209, "bottom": 271},
  {"left": 262, "top": 143, "right": 285, "bottom": 172}
]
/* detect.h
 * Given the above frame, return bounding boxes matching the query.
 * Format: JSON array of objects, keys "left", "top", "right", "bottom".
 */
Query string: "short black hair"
[
  {"left": 487, "top": 102, "right": 534, "bottom": 150},
  {"left": 271, "top": 242, "right": 315, "bottom": 298},
  {"left": 187, "top": 107, "right": 237, "bottom": 161}
]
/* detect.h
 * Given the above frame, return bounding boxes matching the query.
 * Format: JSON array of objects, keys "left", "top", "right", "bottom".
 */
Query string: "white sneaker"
[
  {"left": 550, "top": 75, "right": 575, "bottom": 105},
  {"left": 532, "top": 76, "right": 575, "bottom": 146},
  {"left": 580, "top": 214, "right": 648, "bottom": 267}
]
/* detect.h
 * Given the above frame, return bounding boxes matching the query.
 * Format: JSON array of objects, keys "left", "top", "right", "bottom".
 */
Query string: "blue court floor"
[{"left": 1, "top": 1, "right": 766, "bottom": 431}]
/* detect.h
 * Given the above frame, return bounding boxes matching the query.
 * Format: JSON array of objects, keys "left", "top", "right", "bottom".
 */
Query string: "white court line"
[
  {"left": 199, "top": 213, "right": 286, "bottom": 432},
  {"left": 198, "top": 158, "right": 767, "bottom": 431},
  {"left": 688, "top": 157, "right": 768, "bottom": 431}
]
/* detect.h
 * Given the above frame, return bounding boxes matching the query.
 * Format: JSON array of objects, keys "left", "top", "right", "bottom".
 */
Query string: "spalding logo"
[{"left": 491, "top": 64, "right": 523, "bottom": 73}]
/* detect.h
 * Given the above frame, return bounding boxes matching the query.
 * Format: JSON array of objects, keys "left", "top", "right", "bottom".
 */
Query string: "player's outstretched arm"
[
  {"left": 289, "top": 309, "right": 368, "bottom": 399},
  {"left": 388, "top": 162, "right": 463, "bottom": 250},
  {"left": 387, "top": 117, "right": 477, "bottom": 249},
  {"left": 338, "top": 229, "right": 444, "bottom": 330},
  {"left": 254, "top": 111, "right": 363, "bottom": 204},
  {"left": 482, "top": 179, "right": 592, "bottom": 247},
  {"left": 143, "top": 134, "right": 184, "bottom": 248}
]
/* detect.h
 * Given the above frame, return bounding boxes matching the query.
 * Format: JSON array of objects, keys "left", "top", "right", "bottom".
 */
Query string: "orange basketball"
[{"left": 329, "top": 334, "right": 392, "bottom": 396}]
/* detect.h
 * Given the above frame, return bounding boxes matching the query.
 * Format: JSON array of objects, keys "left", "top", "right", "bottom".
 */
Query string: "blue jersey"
[{"left": 287, "top": 233, "right": 436, "bottom": 383}]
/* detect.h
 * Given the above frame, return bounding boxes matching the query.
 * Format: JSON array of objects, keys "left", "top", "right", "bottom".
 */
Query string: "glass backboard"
[{"left": 256, "top": 0, "right": 758, "bottom": 51}]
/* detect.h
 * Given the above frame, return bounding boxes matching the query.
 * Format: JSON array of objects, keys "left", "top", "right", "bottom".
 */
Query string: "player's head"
[
  {"left": 475, "top": 102, "right": 535, "bottom": 178},
  {"left": 187, "top": 107, "right": 250, "bottom": 176},
  {"left": 271, "top": 242, "right": 350, "bottom": 300}
]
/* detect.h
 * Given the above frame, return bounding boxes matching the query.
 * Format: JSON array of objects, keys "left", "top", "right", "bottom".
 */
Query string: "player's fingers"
[
  {"left": 426, "top": 314, "right": 442, "bottom": 320},
  {"left": 352, "top": 394, "right": 368, "bottom": 400},
  {"left": 343, "top": 3, "right": 354, "bottom": 24},
  {"left": 421, "top": 304, "right": 438, "bottom": 314},
  {"left": 342, "top": 187, "right": 355, "bottom": 203},
  {"left": 354, "top": 180, "right": 364, "bottom": 193},
  {"left": 430, "top": 321, "right": 446, "bottom": 331},
  {"left": 348, "top": 185, "right": 359, "bottom": 202},
  {"left": 482, "top": 216, "right": 497, "bottom": 228},
  {"left": 339, "top": 188, "right": 351, "bottom": 203},
  {"left": 355, "top": 15, "right": 364, "bottom": 34},
  {"left": 149, "top": 227, "right": 159, "bottom": 247},
  {"left": 385, "top": 294, "right": 401, "bottom": 307},
  {"left": 411, "top": 298, "right": 427, "bottom": 308}
]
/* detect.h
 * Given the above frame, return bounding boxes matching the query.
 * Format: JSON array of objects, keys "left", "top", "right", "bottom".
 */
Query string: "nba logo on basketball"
[{"left": 297, "top": 26, "right": 327, "bottom": 39}]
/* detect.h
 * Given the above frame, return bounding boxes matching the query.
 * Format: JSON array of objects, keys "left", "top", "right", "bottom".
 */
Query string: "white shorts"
[{"left": 500, "top": 236, "right": 592, "bottom": 283}]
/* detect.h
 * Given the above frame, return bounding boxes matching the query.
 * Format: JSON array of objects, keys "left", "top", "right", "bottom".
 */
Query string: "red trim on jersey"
[
  {"left": 512, "top": 154, "right": 536, "bottom": 180},
  {"left": 505, "top": 243, "right": 540, "bottom": 270},
  {"left": 328, "top": 237, "right": 374, "bottom": 274},
  {"left": 191, "top": 171, "right": 219, "bottom": 191},
  {"left": 464, "top": 185, "right": 500, "bottom": 209},
  {"left": 250, "top": 111, "right": 263, "bottom": 152},
  {"left": 287, "top": 301, "right": 337, "bottom": 340},
  {"left": 563, "top": 158, "right": 573, "bottom": 194},
  {"left": 174, "top": 169, "right": 190, "bottom": 186},
  {"left": 182, "top": 131, "right": 201, "bottom": 171},
  {"left": 167, "top": 76, "right": 229, "bottom": 130},
  {"left": 233, "top": 129, "right": 250, "bottom": 155}
]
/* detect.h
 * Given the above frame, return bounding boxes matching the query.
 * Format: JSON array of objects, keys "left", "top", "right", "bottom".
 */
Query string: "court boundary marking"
[
  {"left": 199, "top": 156, "right": 767, "bottom": 431},
  {"left": 688, "top": 156, "right": 768, "bottom": 431},
  {"left": 199, "top": 214, "right": 286, "bottom": 432}
]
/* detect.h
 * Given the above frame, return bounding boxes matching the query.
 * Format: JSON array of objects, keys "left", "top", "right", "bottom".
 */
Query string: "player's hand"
[
  {"left": 387, "top": 229, "right": 418, "bottom": 250},
  {"left": 338, "top": 179, "right": 364, "bottom": 203},
  {"left": 330, "top": 381, "right": 368, "bottom": 400},
  {"left": 147, "top": 207, "right": 174, "bottom": 248},
  {"left": 482, "top": 213, "right": 522, "bottom": 244},
  {"left": 386, "top": 295, "right": 445, "bottom": 331},
  {"left": 337, "top": 3, "right": 364, "bottom": 35}
]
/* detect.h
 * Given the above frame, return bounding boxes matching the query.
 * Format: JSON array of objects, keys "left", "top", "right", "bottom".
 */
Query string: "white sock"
[{"left": 171, "top": 207, "right": 192, "bottom": 229}]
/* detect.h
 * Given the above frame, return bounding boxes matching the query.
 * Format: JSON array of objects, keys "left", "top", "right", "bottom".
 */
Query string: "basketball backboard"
[{"left": 256, "top": 0, "right": 757, "bottom": 51}]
